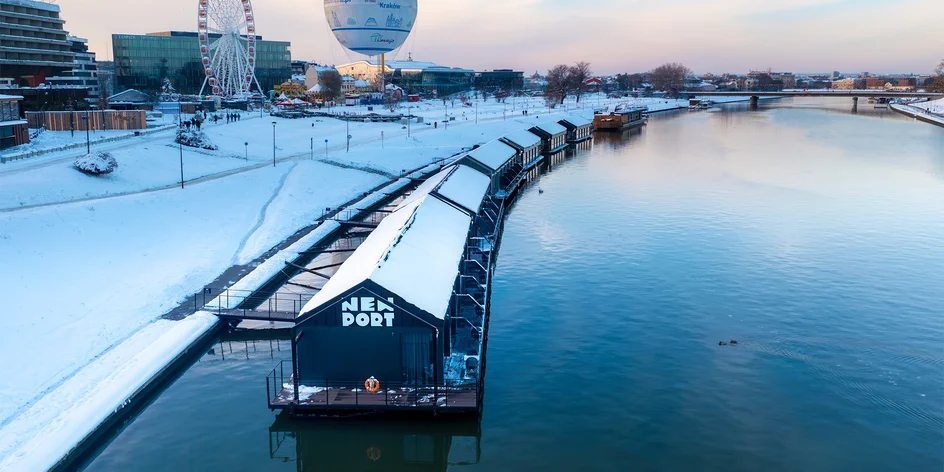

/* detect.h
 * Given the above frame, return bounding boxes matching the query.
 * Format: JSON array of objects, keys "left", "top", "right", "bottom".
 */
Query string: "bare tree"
[
  {"left": 931, "top": 59, "right": 944, "bottom": 92},
  {"left": 545, "top": 64, "right": 570, "bottom": 105},
  {"left": 649, "top": 62, "right": 692, "bottom": 92},
  {"left": 320, "top": 70, "right": 343, "bottom": 101},
  {"left": 567, "top": 61, "right": 592, "bottom": 102}
]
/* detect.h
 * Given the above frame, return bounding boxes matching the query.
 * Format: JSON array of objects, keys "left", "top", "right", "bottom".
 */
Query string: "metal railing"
[
  {"left": 194, "top": 287, "right": 311, "bottom": 322},
  {"left": 266, "top": 361, "right": 478, "bottom": 410}
]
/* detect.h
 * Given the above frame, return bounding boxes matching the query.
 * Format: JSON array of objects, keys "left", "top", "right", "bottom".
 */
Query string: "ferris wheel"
[{"left": 197, "top": 0, "right": 261, "bottom": 98}]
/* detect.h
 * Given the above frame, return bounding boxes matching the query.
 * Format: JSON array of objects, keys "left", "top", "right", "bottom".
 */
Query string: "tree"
[
  {"left": 649, "top": 62, "right": 692, "bottom": 92},
  {"left": 931, "top": 59, "right": 944, "bottom": 92},
  {"left": 545, "top": 64, "right": 570, "bottom": 105},
  {"left": 567, "top": 61, "right": 592, "bottom": 102},
  {"left": 320, "top": 70, "right": 343, "bottom": 101}
]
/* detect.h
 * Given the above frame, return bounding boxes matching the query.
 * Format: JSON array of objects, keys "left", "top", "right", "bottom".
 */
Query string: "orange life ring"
[{"left": 365, "top": 377, "right": 380, "bottom": 393}]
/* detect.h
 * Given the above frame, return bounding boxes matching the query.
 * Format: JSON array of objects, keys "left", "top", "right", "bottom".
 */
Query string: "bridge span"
[
  {"left": 682, "top": 90, "right": 943, "bottom": 98},
  {"left": 680, "top": 90, "right": 941, "bottom": 108}
]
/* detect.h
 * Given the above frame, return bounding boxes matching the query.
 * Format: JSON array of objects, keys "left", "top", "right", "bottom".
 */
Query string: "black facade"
[
  {"left": 294, "top": 281, "right": 445, "bottom": 386},
  {"left": 473, "top": 69, "right": 524, "bottom": 93}
]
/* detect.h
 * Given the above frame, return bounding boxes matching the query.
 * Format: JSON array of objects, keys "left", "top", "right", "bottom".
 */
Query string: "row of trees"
[{"left": 545, "top": 61, "right": 593, "bottom": 106}]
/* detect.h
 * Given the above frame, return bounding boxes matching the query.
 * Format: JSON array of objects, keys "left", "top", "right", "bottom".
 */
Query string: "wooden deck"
[{"left": 270, "top": 384, "right": 479, "bottom": 412}]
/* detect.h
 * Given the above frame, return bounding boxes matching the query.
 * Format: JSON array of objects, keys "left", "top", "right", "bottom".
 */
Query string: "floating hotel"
[
  {"left": 265, "top": 114, "right": 594, "bottom": 415},
  {"left": 592, "top": 106, "right": 647, "bottom": 131}
]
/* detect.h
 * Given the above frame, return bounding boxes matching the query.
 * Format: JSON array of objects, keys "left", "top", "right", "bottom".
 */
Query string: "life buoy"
[{"left": 365, "top": 376, "right": 380, "bottom": 393}]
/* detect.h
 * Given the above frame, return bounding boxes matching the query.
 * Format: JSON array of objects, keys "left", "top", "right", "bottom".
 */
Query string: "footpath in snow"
[
  {"left": 0, "top": 94, "right": 654, "bottom": 470},
  {"left": 891, "top": 99, "right": 944, "bottom": 128}
]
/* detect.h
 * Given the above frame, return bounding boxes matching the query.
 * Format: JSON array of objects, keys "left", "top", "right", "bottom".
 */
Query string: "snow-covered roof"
[
  {"left": 301, "top": 194, "right": 472, "bottom": 320},
  {"left": 396, "top": 166, "right": 452, "bottom": 210},
  {"left": 342, "top": 76, "right": 355, "bottom": 82},
  {"left": 465, "top": 140, "right": 517, "bottom": 172},
  {"left": 354, "top": 80, "right": 370, "bottom": 87},
  {"left": 107, "top": 89, "right": 150, "bottom": 104},
  {"left": 434, "top": 165, "right": 490, "bottom": 214},
  {"left": 503, "top": 129, "right": 542, "bottom": 149},
  {"left": 339, "top": 59, "right": 473, "bottom": 73},
  {"left": 0, "top": 94, "right": 23, "bottom": 101},
  {"left": 533, "top": 121, "right": 567, "bottom": 136},
  {"left": 308, "top": 84, "right": 324, "bottom": 92},
  {"left": 560, "top": 113, "right": 592, "bottom": 127}
]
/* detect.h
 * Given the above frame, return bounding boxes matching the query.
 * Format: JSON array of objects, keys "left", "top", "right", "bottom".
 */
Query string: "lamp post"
[
  {"left": 310, "top": 137, "right": 313, "bottom": 160},
  {"left": 271, "top": 121, "right": 276, "bottom": 167},
  {"left": 244, "top": 141, "right": 248, "bottom": 160},
  {"left": 407, "top": 105, "right": 413, "bottom": 137},
  {"left": 346, "top": 117, "right": 350, "bottom": 153},
  {"left": 324, "top": 138, "right": 328, "bottom": 158},
  {"left": 178, "top": 140, "right": 184, "bottom": 189},
  {"left": 81, "top": 114, "right": 90, "bottom": 154}
]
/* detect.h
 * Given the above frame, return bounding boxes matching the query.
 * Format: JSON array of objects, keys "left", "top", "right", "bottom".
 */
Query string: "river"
[{"left": 82, "top": 98, "right": 944, "bottom": 472}]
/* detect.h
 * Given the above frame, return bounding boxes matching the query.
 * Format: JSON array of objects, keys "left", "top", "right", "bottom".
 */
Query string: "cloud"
[{"left": 66, "top": 0, "right": 943, "bottom": 74}]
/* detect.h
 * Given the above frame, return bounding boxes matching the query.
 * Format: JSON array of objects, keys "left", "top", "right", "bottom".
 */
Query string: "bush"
[
  {"left": 175, "top": 128, "right": 218, "bottom": 150},
  {"left": 74, "top": 151, "right": 118, "bottom": 175}
]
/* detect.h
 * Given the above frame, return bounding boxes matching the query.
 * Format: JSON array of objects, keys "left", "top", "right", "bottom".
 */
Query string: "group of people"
[
  {"left": 208, "top": 112, "right": 243, "bottom": 124},
  {"left": 181, "top": 110, "right": 205, "bottom": 131},
  {"left": 180, "top": 109, "right": 244, "bottom": 130}
]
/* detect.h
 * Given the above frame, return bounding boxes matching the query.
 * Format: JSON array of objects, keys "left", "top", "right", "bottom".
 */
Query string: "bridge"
[{"left": 680, "top": 90, "right": 943, "bottom": 107}]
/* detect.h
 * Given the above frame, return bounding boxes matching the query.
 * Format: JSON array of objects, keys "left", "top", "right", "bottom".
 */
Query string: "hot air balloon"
[{"left": 323, "top": 0, "right": 418, "bottom": 56}]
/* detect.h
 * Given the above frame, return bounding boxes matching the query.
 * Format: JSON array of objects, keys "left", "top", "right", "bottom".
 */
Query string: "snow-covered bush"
[
  {"left": 175, "top": 128, "right": 217, "bottom": 150},
  {"left": 74, "top": 151, "right": 118, "bottom": 175}
]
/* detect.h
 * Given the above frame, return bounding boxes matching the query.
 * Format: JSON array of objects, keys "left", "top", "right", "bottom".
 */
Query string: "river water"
[{"left": 83, "top": 98, "right": 944, "bottom": 472}]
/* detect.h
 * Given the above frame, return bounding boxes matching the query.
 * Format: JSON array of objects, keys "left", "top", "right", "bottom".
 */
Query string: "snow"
[
  {"left": 465, "top": 139, "right": 517, "bottom": 172},
  {"left": 906, "top": 97, "right": 944, "bottom": 116},
  {"left": 0, "top": 312, "right": 218, "bottom": 472},
  {"left": 532, "top": 121, "right": 568, "bottom": 136},
  {"left": 560, "top": 113, "right": 593, "bottom": 127},
  {"left": 0, "top": 94, "right": 24, "bottom": 100},
  {"left": 434, "top": 164, "right": 491, "bottom": 213},
  {"left": 0, "top": 92, "right": 697, "bottom": 467},
  {"left": 396, "top": 166, "right": 451, "bottom": 210},
  {"left": 503, "top": 128, "right": 542, "bottom": 149},
  {"left": 891, "top": 103, "right": 944, "bottom": 128},
  {"left": 302, "top": 194, "right": 474, "bottom": 319}
]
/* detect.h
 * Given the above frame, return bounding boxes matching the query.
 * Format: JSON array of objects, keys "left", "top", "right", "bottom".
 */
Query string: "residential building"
[
  {"left": 0, "top": 93, "right": 28, "bottom": 149},
  {"left": 831, "top": 78, "right": 861, "bottom": 90},
  {"left": 771, "top": 72, "right": 796, "bottom": 88},
  {"left": 0, "top": 0, "right": 74, "bottom": 87},
  {"left": 341, "top": 75, "right": 355, "bottom": 94},
  {"left": 46, "top": 36, "right": 99, "bottom": 101},
  {"left": 864, "top": 77, "right": 887, "bottom": 89},
  {"left": 336, "top": 58, "right": 473, "bottom": 97},
  {"left": 112, "top": 31, "right": 291, "bottom": 95},
  {"left": 303, "top": 64, "right": 339, "bottom": 90}
]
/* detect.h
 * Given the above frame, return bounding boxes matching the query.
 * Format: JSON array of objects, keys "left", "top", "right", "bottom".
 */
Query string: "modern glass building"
[{"left": 112, "top": 31, "right": 290, "bottom": 95}]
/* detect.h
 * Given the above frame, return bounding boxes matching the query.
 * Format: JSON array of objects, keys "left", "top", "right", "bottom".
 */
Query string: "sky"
[{"left": 62, "top": 0, "right": 943, "bottom": 75}]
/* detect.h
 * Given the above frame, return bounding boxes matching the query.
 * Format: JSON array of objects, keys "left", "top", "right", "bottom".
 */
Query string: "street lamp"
[
  {"left": 324, "top": 138, "right": 328, "bottom": 158},
  {"left": 271, "top": 121, "right": 277, "bottom": 167},
  {"left": 407, "top": 105, "right": 413, "bottom": 137},
  {"left": 178, "top": 140, "right": 185, "bottom": 189},
  {"left": 81, "top": 114, "right": 90, "bottom": 154},
  {"left": 244, "top": 141, "right": 248, "bottom": 160}
]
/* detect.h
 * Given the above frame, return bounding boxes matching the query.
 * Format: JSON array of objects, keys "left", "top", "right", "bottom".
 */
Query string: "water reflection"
[{"left": 268, "top": 415, "right": 481, "bottom": 471}]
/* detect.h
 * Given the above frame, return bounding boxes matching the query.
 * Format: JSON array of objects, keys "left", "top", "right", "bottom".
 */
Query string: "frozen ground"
[
  {"left": 908, "top": 97, "right": 944, "bottom": 115},
  {"left": 0, "top": 92, "right": 754, "bottom": 469}
]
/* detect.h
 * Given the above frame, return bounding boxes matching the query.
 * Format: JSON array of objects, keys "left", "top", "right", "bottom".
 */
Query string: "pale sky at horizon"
[{"left": 62, "top": 0, "right": 943, "bottom": 75}]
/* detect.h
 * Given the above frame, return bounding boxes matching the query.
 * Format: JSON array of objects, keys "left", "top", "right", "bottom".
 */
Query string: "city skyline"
[{"left": 64, "top": 0, "right": 943, "bottom": 75}]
